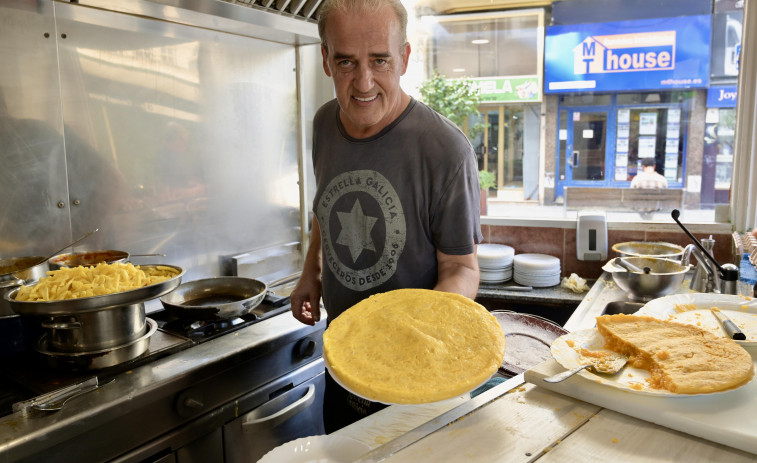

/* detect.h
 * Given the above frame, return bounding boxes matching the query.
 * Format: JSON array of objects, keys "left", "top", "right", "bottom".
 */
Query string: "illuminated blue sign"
[
  {"left": 707, "top": 85, "right": 738, "bottom": 108},
  {"left": 545, "top": 16, "right": 711, "bottom": 93}
]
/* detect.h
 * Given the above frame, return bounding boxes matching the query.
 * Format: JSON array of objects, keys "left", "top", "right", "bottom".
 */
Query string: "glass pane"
[
  {"left": 486, "top": 109, "right": 499, "bottom": 182},
  {"left": 624, "top": 107, "right": 682, "bottom": 183},
  {"left": 702, "top": 107, "right": 735, "bottom": 205},
  {"left": 572, "top": 112, "right": 606, "bottom": 181},
  {"left": 426, "top": 12, "right": 539, "bottom": 78},
  {"left": 715, "top": 109, "right": 736, "bottom": 190},
  {"left": 559, "top": 110, "right": 567, "bottom": 182},
  {"left": 469, "top": 111, "right": 487, "bottom": 171},
  {"left": 502, "top": 107, "right": 523, "bottom": 187}
]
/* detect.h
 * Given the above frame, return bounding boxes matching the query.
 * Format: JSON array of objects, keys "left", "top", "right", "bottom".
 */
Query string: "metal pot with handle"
[
  {"left": 0, "top": 256, "right": 50, "bottom": 318},
  {"left": 0, "top": 228, "right": 99, "bottom": 316},
  {"left": 0, "top": 256, "right": 50, "bottom": 356}
]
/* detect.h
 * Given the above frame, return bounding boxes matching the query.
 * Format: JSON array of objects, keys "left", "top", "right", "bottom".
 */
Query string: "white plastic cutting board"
[{"left": 524, "top": 353, "right": 757, "bottom": 455}]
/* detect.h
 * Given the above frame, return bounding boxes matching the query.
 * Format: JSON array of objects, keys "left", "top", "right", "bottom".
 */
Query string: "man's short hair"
[
  {"left": 318, "top": 0, "right": 408, "bottom": 52},
  {"left": 641, "top": 157, "right": 656, "bottom": 168}
]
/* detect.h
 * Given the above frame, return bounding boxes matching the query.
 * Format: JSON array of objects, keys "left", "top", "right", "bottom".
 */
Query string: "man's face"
[{"left": 321, "top": 5, "right": 410, "bottom": 139}]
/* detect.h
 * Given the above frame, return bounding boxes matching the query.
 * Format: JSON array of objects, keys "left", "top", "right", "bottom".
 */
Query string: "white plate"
[
  {"left": 636, "top": 293, "right": 757, "bottom": 347},
  {"left": 513, "top": 254, "right": 561, "bottom": 272},
  {"left": 323, "top": 355, "right": 485, "bottom": 406},
  {"left": 514, "top": 274, "right": 560, "bottom": 287},
  {"left": 257, "top": 435, "right": 370, "bottom": 463},
  {"left": 479, "top": 263, "right": 513, "bottom": 271},
  {"left": 477, "top": 244, "right": 514, "bottom": 265},
  {"left": 550, "top": 329, "right": 754, "bottom": 397}
]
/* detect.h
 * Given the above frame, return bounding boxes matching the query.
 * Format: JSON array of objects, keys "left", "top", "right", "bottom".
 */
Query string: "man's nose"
[{"left": 354, "top": 64, "right": 374, "bottom": 92}]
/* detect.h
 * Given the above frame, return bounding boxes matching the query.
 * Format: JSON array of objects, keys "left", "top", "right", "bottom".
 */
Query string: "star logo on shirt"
[{"left": 336, "top": 199, "right": 377, "bottom": 263}]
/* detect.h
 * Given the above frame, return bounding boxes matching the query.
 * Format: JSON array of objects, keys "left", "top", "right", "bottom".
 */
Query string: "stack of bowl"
[
  {"left": 513, "top": 254, "right": 561, "bottom": 287},
  {"left": 477, "top": 244, "right": 514, "bottom": 284}
]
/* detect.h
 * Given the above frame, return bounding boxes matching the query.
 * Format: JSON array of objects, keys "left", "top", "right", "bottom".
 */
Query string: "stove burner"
[{"left": 157, "top": 313, "right": 260, "bottom": 342}]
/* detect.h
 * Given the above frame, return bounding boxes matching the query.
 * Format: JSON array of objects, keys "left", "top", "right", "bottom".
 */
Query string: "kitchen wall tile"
[
  {"left": 481, "top": 225, "right": 736, "bottom": 282},
  {"left": 486, "top": 226, "right": 564, "bottom": 259}
]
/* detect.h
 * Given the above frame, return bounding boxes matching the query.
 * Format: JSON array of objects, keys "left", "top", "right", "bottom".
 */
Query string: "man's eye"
[
  {"left": 337, "top": 60, "right": 353, "bottom": 67},
  {"left": 375, "top": 59, "right": 387, "bottom": 66}
]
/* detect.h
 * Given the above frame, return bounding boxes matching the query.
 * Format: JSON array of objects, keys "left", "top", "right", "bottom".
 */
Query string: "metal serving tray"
[{"left": 4, "top": 265, "right": 185, "bottom": 316}]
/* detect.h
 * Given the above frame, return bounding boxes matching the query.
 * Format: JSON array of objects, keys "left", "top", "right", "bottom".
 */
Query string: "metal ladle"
[
  {"left": 35, "top": 228, "right": 100, "bottom": 267},
  {"left": 614, "top": 257, "right": 651, "bottom": 274}
]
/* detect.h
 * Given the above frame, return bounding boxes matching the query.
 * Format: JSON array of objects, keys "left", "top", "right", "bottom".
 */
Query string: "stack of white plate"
[
  {"left": 477, "top": 244, "right": 515, "bottom": 284},
  {"left": 513, "top": 253, "right": 561, "bottom": 287}
]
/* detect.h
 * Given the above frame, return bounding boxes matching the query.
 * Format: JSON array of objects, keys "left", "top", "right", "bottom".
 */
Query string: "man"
[
  {"left": 630, "top": 157, "right": 668, "bottom": 189},
  {"left": 289, "top": 0, "right": 483, "bottom": 432}
]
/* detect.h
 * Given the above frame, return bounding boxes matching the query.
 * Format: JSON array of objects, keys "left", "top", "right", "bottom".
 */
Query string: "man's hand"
[{"left": 290, "top": 273, "right": 322, "bottom": 326}]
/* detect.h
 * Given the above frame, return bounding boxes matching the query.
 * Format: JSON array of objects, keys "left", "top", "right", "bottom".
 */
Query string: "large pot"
[
  {"left": 160, "top": 277, "right": 268, "bottom": 320},
  {"left": 0, "top": 256, "right": 49, "bottom": 318},
  {"left": 41, "top": 303, "right": 146, "bottom": 353},
  {"left": 37, "top": 318, "right": 157, "bottom": 370}
]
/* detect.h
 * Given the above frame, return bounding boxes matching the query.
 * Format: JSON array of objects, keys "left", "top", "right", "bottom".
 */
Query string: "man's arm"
[
  {"left": 290, "top": 217, "right": 323, "bottom": 325},
  {"left": 434, "top": 245, "right": 480, "bottom": 299}
]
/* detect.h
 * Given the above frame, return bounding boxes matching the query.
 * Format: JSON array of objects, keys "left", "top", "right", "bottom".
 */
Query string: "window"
[{"left": 407, "top": 0, "right": 756, "bottom": 228}]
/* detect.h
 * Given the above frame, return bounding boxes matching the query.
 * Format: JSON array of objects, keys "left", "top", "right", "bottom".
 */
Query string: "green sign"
[{"left": 470, "top": 76, "right": 541, "bottom": 103}]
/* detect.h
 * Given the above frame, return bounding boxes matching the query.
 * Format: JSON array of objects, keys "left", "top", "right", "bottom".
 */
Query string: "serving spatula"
[{"left": 543, "top": 351, "right": 628, "bottom": 383}]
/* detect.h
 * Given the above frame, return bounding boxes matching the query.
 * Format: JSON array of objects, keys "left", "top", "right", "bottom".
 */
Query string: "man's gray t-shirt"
[{"left": 312, "top": 98, "right": 483, "bottom": 321}]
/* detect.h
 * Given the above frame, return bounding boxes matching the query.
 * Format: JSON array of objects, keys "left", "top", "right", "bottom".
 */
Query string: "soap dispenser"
[{"left": 576, "top": 211, "right": 608, "bottom": 261}]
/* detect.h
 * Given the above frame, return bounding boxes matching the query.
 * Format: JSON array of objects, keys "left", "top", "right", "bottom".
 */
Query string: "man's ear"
[
  {"left": 321, "top": 45, "right": 333, "bottom": 77},
  {"left": 400, "top": 41, "right": 411, "bottom": 75}
]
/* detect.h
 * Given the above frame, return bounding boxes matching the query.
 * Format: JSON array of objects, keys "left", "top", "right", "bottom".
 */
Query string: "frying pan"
[{"left": 159, "top": 277, "right": 268, "bottom": 320}]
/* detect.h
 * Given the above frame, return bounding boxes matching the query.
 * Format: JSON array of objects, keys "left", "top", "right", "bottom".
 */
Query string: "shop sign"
[
  {"left": 469, "top": 76, "right": 541, "bottom": 103},
  {"left": 707, "top": 85, "right": 738, "bottom": 107},
  {"left": 545, "top": 15, "right": 711, "bottom": 93}
]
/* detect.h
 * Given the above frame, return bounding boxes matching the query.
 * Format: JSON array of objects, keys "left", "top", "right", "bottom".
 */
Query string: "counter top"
[
  {"left": 477, "top": 281, "right": 588, "bottom": 306},
  {"left": 335, "top": 273, "right": 757, "bottom": 462}
]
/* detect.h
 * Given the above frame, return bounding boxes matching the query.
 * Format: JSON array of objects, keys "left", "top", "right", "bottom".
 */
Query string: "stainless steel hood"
[{"left": 73, "top": 0, "right": 322, "bottom": 45}]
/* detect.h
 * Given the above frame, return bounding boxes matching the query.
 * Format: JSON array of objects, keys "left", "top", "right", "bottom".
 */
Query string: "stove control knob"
[
  {"left": 295, "top": 337, "right": 317, "bottom": 359},
  {"left": 176, "top": 389, "right": 205, "bottom": 417}
]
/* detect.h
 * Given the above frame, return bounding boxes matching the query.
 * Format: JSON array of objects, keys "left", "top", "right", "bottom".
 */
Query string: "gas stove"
[
  {"left": 0, "top": 297, "right": 326, "bottom": 463},
  {"left": 0, "top": 294, "right": 292, "bottom": 417}
]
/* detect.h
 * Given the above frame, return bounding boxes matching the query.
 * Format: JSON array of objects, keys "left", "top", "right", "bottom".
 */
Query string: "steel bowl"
[
  {"left": 605, "top": 257, "right": 690, "bottom": 301},
  {"left": 611, "top": 241, "right": 685, "bottom": 259}
]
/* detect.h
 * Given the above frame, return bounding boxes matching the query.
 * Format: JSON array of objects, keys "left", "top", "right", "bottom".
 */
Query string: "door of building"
[{"left": 564, "top": 109, "right": 610, "bottom": 185}]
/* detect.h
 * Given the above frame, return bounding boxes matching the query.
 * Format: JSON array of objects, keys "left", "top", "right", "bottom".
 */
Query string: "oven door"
[{"left": 223, "top": 364, "right": 326, "bottom": 463}]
